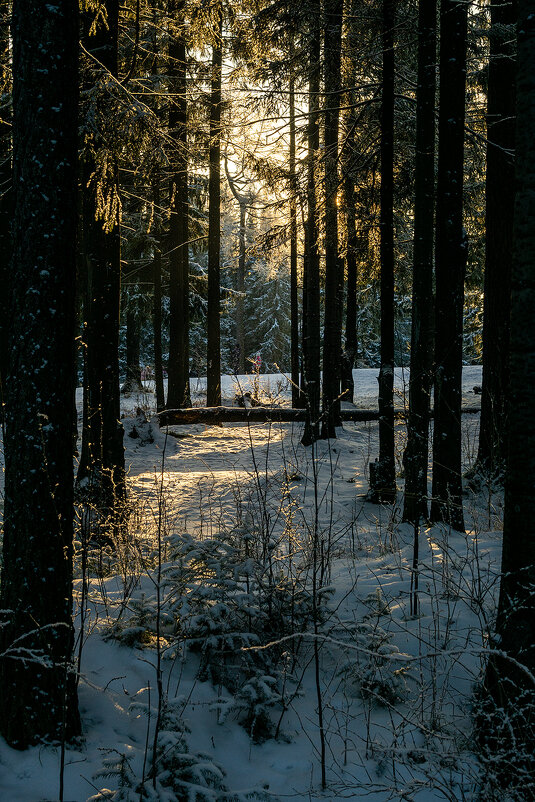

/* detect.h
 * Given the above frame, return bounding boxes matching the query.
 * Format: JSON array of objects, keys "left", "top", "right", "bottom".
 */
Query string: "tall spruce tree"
[
  {"left": 482, "top": 1, "right": 535, "bottom": 784},
  {"left": 167, "top": 0, "right": 191, "bottom": 409},
  {"left": 402, "top": 0, "right": 436, "bottom": 523},
  {"left": 372, "top": 0, "right": 396, "bottom": 500},
  {"left": 207, "top": 3, "right": 223, "bottom": 406},
  {"left": 77, "top": 0, "right": 126, "bottom": 526},
  {"left": 321, "top": 0, "right": 344, "bottom": 438},
  {"left": 0, "top": 0, "right": 80, "bottom": 747},
  {"left": 476, "top": 0, "right": 517, "bottom": 480},
  {"left": 0, "top": 0, "right": 11, "bottom": 400},
  {"left": 430, "top": 0, "right": 468, "bottom": 532},
  {"left": 301, "top": 0, "right": 322, "bottom": 446}
]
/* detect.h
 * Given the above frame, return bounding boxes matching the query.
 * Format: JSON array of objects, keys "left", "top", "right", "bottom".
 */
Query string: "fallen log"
[{"left": 157, "top": 405, "right": 481, "bottom": 427}]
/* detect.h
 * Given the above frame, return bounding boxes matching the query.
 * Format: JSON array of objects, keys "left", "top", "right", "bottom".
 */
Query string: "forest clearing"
[{"left": 2, "top": 368, "right": 509, "bottom": 801}]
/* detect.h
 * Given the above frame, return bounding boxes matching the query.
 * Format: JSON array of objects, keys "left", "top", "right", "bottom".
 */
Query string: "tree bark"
[
  {"left": 121, "top": 291, "right": 143, "bottom": 393},
  {"left": 476, "top": 0, "right": 517, "bottom": 480},
  {"left": 0, "top": 0, "right": 80, "bottom": 747},
  {"left": 0, "top": 0, "right": 11, "bottom": 407},
  {"left": 373, "top": 0, "right": 396, "bottom": 500},
  {"left": 207, "top": 6, "right": 223, "bottom": 406},
  {"left": 77, "top": 0, "right": 126, "bottom": 524},
  {"left": 289, "top": 61, "right": 304, "bottom": 408},
  {"left": 167, "top": 0, "right": 191, "bottom": 408},
  {"left": 482, "top": 2, "right": 535, "bottom": 778},
  {"left": 159, "top": 403, "right": 481, "bottom": 427},
  {"left": 321, "top": 0, "right": 344, "bottom": 438},
  {"left": 402, "top": 0, "right": 436, "bottom": 523},
  {"left": 301, "top": 0, "right": 321, "bottom": 446},
  {"left": 152, "top": 177, "right": 165, "bottom": 412},
  {"left": 430, "top": 0, "right": 468, "bottom": 532}
]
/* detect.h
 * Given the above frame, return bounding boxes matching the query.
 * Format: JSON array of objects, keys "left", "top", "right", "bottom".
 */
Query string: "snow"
[{"left": 0, "top": 367, "right": 502, "bottom": 802}]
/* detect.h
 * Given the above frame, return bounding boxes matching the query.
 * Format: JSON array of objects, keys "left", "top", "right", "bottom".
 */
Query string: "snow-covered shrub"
[
  {"left": 338, "top": 619, "right": 412, "bottom": 708},
  {"left": 88, "top": 750, "right": 139, "bottom": 802}
]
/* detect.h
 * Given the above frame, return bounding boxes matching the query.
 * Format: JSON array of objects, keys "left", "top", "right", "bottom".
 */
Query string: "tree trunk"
[
  {"left": 167, "top": 0, "right": 191, "bottom": 408},
  {"left": 373, "top": 0, "right": 396, "bottom": 501},
  {"left": 402, "top": 0, "right": 436, "bottom": 523},
  {"left": 0, "top": 0, "right": 12, "bottom": 408},
  {"left": 289, "top": 62, "right": 303, "bottom": 408},
  {"left": 301, "top": 0, "right": 321, "bottom": 446},
  {"left": 152, "top": 177, "right": 165, "bottom": 412},
  {"left": 159, "top": 403, "right": 481, "bottom": 427},
  {"left": 121, "top": 291, "right": 143, "bottom": 393},
  {"left": 430, "top": 0, "right": 468, "bottom": 532},
  {"left": 0, "top": 0, "right": 80, "bottom": 747},
  {"left": 77, "top": 0, "right": 126, "bottom": 525},
  {"left": 321, "top": 0, "right": 344, "bottom": 438},
  {"left": 482, "top": 2, "right": 535, "bottom": 780},
  {"left": 476, "top": 0, "right": 517, "bottom": 481},
  {"left": 207, "top": 6, "right": 223, "bottom": 406}
]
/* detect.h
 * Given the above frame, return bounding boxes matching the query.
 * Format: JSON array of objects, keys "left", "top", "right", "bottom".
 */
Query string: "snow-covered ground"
[{"left": 1, "top": 367, "right": 503, "bottom": 802}]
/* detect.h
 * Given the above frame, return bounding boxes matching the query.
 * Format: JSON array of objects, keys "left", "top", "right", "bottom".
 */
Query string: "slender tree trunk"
[
  {"left": 302, "top": 1, "right": 321, "bottom": 446},
  {"left": 289, "top": 63, "right": 303, "bottom": 407},
  {"left": 0, "top": 0, "right": 11, "bottom": 410},
  {"left": 483, "top": 2, "right": 535, "bottom": 778},
  {"left": 236, "top": 200, "right": 246, "bottom": 374},
  {"left": 167, "top": 0, "right": 191, "bottom": 408},
  {"left": 321, "top": 0, "right": 344, "bottom": 438},
  {"left": 78, "top": 0, "right": 125, "bottom": 523},
  {"left": 207, "top": 6, "right": 223, "bottom": 406},
  {"left": 476, "top": 0, "right": 517, "bottom": 480},
  {"left": 122, "top": 291, "right": 143, "bottom": 393},
  {"left": 341, "top": 8, "right": 358, "bottom": 405},
  {"left": 373, "top": 0, "right": 396, "bottom": 500},
  {"left": 153, "top": 177, "right": 165, "bottom": 412},
  {"left": 0, "top": 0, "right": 80, "bottom": 747},
  {"left": 430, "top": 0, "right": 468, "bottom": 532},
  {"left": 402, "top": 0, "right": 436, "bottom": 523}
]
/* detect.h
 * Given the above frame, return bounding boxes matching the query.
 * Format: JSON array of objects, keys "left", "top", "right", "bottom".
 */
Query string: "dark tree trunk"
[
  {"left": 152, "top": 177, "right": 165, "bottom": 412},
  {"left": 301, "top": 0, "right": 321, "bottom": 446},
  {"left": 236, "top": 200, "right": 246, "bottom": 374},
  {"left": 476, "top": 0, "right": 517, "bottom": 480},
  {"left": 482, "top": 2, "right": 535, "bottom": 779},
  {"left": 207, "top": 6, "right": 223, "bottom": 406},
  {"left": 121, "top": 292, "right": 143, "bottom": 393},
  {"left": 341, "top": 9, "right": 358, "bottom": 405},
  {"left": 223, "top": 156, "right": 248, "bottom": 375},
  {"left": 430, "top": 0, "right": 468, "bottom": 532},
  {"left": 0, "top": 0, "right": 12, "bottom": 407},
  {"left": 342, "top": 178, "right": 357, "bottom": 405},
  {"left": 321, "top": 0, "right": 344, "bottom": 439},
  {"left": 167, "top": 0, "right": 191, "bottom": 408},
  {"left": 289, "top": 63, "right": 303, "bottom": 408},
  {"left": 0, "top": 0, "right": 80, "bottom": 747},
  {"left": 77, "top": 0, "right": 126, "bottom": 524},
  {"left": 372, "top": 0, "right": 396, "bottom": 500},
  {"left": 402, "top": 0, "right": 436, "bottom": 524}
]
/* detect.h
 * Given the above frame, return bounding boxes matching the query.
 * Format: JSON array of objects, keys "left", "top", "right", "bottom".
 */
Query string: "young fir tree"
[
  {"left": 0, "top": 0, "right": 80, "bottom": 747},
  {"left": 430, "top": 0, "right": 468, "bottom": 532}
]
